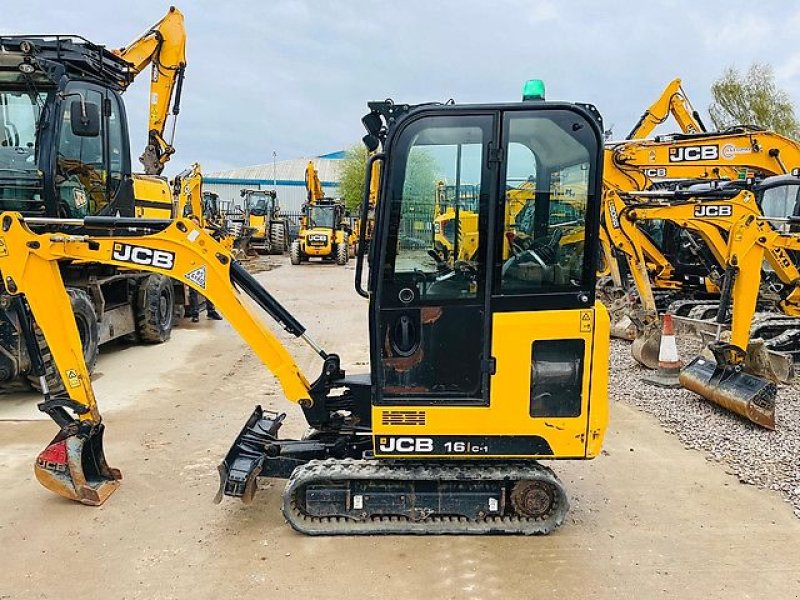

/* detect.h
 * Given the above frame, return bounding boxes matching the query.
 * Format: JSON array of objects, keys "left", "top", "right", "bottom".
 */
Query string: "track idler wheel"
[
  {"left": 34, "top": 422, "right": 121, "bottom": 505},
  {"left": 679, "top": 344, "right": 777, "bottom": 430}
]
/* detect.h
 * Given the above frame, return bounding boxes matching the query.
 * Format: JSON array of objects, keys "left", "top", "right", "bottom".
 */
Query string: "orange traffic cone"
[{"left": 641, "top": 313, "right": 682, "bottom": 388}]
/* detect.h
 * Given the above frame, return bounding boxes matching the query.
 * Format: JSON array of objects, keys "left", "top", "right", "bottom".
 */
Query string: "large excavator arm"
[
  {"left": 0, "top": 213, "right": 335, "bottom": 505},
  {"left": 626, "top": 78, "right": 706, "bottom": 140},
  {"left": 114, "top": 6, "right": 187, "bottom": 174}
]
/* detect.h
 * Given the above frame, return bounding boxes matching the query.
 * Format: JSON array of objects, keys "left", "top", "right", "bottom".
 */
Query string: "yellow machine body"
[{"left": 373, "top": 305, "right": 610, "bottom": 458}]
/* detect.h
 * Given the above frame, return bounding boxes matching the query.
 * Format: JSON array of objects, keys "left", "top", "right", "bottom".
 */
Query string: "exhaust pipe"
[
  {"left": 34, "top": 421, "right": 121, "bottom": 505},
  {"left": 680, "top": 355, "right": 776, "bottom": 429}
]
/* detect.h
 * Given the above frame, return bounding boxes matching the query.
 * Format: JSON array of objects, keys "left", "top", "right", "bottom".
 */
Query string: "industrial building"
[{"left": 203, "top": 151, "right": 345, "bottom": 213}]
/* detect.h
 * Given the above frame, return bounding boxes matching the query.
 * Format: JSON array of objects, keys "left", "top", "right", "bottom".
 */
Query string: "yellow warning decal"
[
  {"left": 0, "top": 238, "right": 8, "bottom": 257},
  {"left": 580, "top": 310, "right": 592, "bottom": 332},
  {"left": 65, "top": 369, "right": 80, "bottom": 388}
]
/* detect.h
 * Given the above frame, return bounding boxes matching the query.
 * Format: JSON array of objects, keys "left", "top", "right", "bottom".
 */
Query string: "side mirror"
[{"left": 70, "top": 100, "right": 100, "bottom": 137}]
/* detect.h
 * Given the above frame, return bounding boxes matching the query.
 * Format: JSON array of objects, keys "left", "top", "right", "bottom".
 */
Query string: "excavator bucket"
[
  {"left": 631, "top": 326, "right": 661, "bottom": 369},
  {"left": 34, "top": 422, "right": 121, "bottom": 505},
  {"left": 679, "top": 356, "right": 777, "bottom": 430}
]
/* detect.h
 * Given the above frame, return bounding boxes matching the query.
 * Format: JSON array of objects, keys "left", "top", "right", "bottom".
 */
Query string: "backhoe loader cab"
[{"left": 239, "top": 188, "right": 287, "bottom": 254}]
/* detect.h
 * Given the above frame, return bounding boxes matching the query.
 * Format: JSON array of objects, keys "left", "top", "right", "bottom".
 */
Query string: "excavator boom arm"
[
  {"left": 0, "top": 215, "right": 314, "bottom": 416},
  {"left": 626, "top": 78, "right": 705, "bottom": 140},
  {"left": 114, "top": 6, "right": 187, "bottom": 174}
]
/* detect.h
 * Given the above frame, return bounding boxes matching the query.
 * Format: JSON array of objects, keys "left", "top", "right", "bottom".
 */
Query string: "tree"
[
  {"left": 338, "top": 143, "right": 369, "bottom": 213},
  {"left": 709, "top": 63, "right": 799, "bottom": 138},
  {"left": 338, "top": 142, "right": 440, "bottom": 213}
]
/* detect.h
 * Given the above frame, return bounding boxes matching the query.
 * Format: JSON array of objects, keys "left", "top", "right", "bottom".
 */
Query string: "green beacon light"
[{"left": 522, "top": 79, "right": 546, "bottom": 101}]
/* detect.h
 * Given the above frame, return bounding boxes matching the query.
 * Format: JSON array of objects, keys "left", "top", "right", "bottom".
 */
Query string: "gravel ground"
[{"left": 611, "top": 337, "right": 800, "bottom": 518}]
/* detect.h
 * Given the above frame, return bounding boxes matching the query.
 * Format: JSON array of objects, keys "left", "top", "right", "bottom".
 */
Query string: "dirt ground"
[{"left": 1, "top": 258, "right": 799, "bottom": 600}]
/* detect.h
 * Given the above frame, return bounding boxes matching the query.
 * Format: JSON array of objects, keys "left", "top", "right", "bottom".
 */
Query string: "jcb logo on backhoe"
[
  {"left": 669, "top": 145, "right": 719, "bottom": 162},
  {"left": 112, "top": 243, "right": 175, "bottom": 270},
  {"left": 693, "top": 205, "right": 733, "bottom": 218},
  {"left": 643, "top": 168, "right": 667, "bottom": 178}
]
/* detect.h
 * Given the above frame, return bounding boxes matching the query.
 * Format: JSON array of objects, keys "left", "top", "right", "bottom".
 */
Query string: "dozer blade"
[
  {"left": 631, "top": 328, "right": 661, "bottom": 370},
  {"left": 679, "top": 356, "right": 776, "bottom": 430},
  {"left": 34, "top": 422, "right": 121, "bottom": 505}
]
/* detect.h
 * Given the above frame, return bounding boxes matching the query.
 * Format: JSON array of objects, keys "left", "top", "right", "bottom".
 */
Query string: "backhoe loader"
[
  {"left": 290, "top": 161, "right": 351, "bottom": 265},
  {"left": 1, "top": 94, "right": 609, "bottom": 535},
  {"left": 238, "top": 189, "right": 288, "bottom": 255},
  {"left": 625, "top": 78, "right": 706, "bottom": 140},
  {"left": 0, "top": 7, "right": 190, "bottom": 390}
]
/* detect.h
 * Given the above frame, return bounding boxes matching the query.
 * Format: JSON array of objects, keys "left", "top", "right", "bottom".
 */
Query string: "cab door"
[{"left": 372, "top": 112, "right": 496, "bottom": 405}]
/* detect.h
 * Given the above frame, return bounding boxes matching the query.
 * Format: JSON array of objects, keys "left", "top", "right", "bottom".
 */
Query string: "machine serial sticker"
[
  {"left": 64, "top": 369, "right": 80, "bottom": 389},
  {"left": 185, "top": 266, "right": 207, "bottom": 289}
]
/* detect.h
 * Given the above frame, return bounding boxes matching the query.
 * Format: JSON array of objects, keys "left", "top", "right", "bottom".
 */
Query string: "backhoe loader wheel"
[
  {"left": 336, "top": 240, "right": 349, "bottom": 265},
  {"left": 290, "top": 240, "right": 303, "bottom": 265},
  {"left": 269, "top": 223, "right": 286, "bottom": 255},
  {"left": 29, "top": 288, "right": 99, "bottom": 393},
  {"left": 136, "top": 274, "right": 174, "bottom": 343}
]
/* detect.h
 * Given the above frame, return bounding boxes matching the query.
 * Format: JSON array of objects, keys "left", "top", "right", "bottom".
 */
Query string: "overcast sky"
[{"left": 6, "top": 0, "right": 800, "bottom": 175}]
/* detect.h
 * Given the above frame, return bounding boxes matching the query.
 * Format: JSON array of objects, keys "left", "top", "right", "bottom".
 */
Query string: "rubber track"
[{"left": 282, "top": 458, "right": 569, "bottom": 536}]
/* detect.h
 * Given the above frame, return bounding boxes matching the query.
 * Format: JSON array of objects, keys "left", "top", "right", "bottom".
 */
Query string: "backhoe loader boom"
[{"left": 114, "top": 6, "right": 187, "bottom": 174}]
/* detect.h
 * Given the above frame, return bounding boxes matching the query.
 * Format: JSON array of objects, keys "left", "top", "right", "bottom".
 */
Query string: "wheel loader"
[{"left": 0, "top": 89, "right": 611, "bottom": 535}]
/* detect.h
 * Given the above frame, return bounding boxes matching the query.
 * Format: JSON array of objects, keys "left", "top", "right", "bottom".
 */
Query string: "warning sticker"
[
  {"left": 185, "top": 266, "right": 206, "bottom": 289},
  {"left": 580, "top": 310, "right": 592, "bottom": 332},
  {"left": 0, "top": 238, "right": 7, "bottom": 257},
  {"left": 65, "top": 369, "right": 80, "bottom": 389}
]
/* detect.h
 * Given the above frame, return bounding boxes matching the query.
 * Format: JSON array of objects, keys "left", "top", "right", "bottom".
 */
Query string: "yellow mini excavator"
[{"left": 0, "top": 93, "right": 609, "bottom": 535}]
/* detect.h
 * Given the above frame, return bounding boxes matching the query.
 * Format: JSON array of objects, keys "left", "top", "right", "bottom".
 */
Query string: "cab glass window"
[
  {"left": 498, "top": 111, "right": 596, "bottom": 295},
  {"left": 57, "top": 86, "right": 104, "bottom": 216},
  {"left": 384, "top": 115, "right": 490, "bottom": 303}
]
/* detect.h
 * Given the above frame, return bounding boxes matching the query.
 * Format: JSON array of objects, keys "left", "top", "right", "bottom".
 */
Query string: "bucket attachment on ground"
[
  {"left": 34, "top": 422, "right": 121, "bottom": 505},
  {"left": 631, "top": 314, "right": 662, "bottom": 370},
  {"left": 679, "top": 344, "right": 776, "bottom": 430},
  {"left": 642, "top": 313, "right": 681, "bottom": 388}
]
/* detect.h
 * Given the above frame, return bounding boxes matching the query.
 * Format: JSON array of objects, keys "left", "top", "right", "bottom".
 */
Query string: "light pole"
[{"left": 272, "top": 150, "right": 277, "bottom": 190}]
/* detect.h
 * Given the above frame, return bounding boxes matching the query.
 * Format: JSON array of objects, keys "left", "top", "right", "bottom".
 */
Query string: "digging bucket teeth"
[
  {"left": 34, "top": 422, "right": 121, "bottom": 506},
  {"left": 679, "top": 355, "right": 777, "bottom": 430}
]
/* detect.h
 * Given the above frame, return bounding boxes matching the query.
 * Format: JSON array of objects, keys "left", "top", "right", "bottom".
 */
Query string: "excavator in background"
[
  {"left": 0, "top": 7, "right": 190, "bottom": 390},
  {"left": 601, "top": 125, "right": 800, "bottom": 340},
  {"left": 290, "top": 161, "right": 351, "bottom": 265},
  {"left": 238, "top": 188, "right": 287, "bottom": 255},
  {"left": 625, "top": 78, "right": 706, "bottom": 140},
  {"left": 604, "top": 177, "right": 800, "bottom": 428},
  {"left": 2, "top": 92, "right": 610, "bottom": 535}
]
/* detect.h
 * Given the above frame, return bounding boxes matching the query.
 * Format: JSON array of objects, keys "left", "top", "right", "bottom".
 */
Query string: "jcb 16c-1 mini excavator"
[{"left": 0, "top": 90, "right": 609, "bottom": 535}]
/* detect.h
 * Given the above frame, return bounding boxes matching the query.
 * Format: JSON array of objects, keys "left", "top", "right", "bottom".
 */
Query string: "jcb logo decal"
[
  {"left": 669, "top": 145, "right": 719, "bottom": 162},
  {"left": 643, "top": 168, "right": 667, "bottom": 178},
  {"left": 693, "top": 205, "right": 732, "bottom": 218},
  {"left": 378, "top": 436, "right": 434, "bottom": 453},
  {"left": 112, "top": 243, "right": 175, "bottom": 270},
  {"left": 308, "top": 234, "right": 327, "bottom": 243}
]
